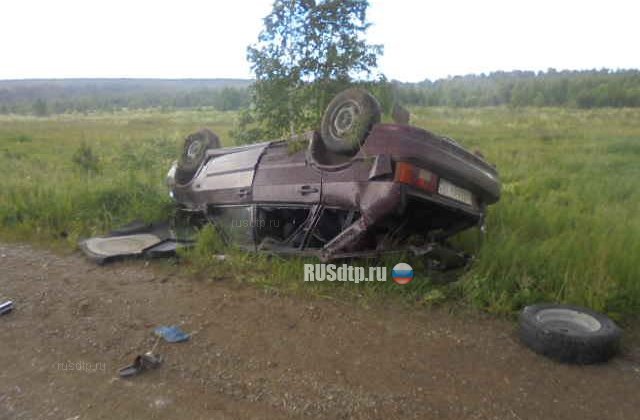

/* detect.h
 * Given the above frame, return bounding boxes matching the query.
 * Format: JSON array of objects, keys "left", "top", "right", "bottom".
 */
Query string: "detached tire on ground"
[
  {"left": 519, "top": 303, "right": 622, "bottom": 364},
  {"left": 320, "top": 88, "right": 381, "bottom": 155},
  {"left": 175, "top": 129, "right": 221, "bottom": 184}
]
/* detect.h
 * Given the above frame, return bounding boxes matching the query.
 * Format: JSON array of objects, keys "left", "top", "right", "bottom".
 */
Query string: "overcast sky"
[{"left": 1, "top": 0, "right": 637, "bottom": 82}]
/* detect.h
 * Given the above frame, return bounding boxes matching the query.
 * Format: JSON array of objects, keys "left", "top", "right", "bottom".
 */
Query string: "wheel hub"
[
  {"left": 536, "top": 308, "right": 602, "bottom": 333},
  {"left": 332, "top": 102, "right": 359, "bottom": 137},
  {"left": 186, "top": 140, "right": 204, "bottom": 160}
]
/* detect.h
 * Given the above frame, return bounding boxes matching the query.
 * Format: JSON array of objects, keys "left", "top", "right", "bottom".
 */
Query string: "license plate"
[{"left": 438, "top": 178, "right": 473, "bottom": 206}]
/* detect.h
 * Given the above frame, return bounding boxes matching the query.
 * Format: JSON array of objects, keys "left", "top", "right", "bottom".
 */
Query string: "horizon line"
[{"left": 1, "top": 67, "right": 639, "bottom": 84}]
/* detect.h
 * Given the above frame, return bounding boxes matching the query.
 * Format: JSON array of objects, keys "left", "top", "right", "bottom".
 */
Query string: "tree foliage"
[{"left": 235, "top": 0, "right": 383, "bottom": 143}]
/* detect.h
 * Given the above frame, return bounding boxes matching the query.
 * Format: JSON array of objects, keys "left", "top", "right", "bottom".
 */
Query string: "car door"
[
  {"left": 252, "top": 142, "right": 321, "bottom": 204},
  {"left": 319, "top": 156, "right": 375, "bottom": 208},
  {"left": 191, "top": 144, "right": 269, "bottom": 205},
  {"left": 254, "top": 204, "right": 314, "bottom": 251},
  {"left": 207, "top": 205, "right": 256, "bottom": 251}
]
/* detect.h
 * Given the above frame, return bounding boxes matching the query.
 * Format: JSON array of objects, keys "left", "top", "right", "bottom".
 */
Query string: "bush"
[{"left": 72, "top": 142, "right": 101, "bottom": 174}]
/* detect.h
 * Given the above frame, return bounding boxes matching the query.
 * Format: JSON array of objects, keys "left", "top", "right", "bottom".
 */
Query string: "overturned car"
[{"left": 165, "top": 89, "right": 500, "bottom": 270}]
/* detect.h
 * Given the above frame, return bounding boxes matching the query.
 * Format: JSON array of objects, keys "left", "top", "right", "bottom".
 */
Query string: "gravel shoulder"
[{"left": 0, "top": 243, "right": 638, "bottom": 420}]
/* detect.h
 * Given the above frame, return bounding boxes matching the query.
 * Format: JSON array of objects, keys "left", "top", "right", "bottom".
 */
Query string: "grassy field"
[{"left": 1, "top": 107, "right": 639, "bottom": 319}]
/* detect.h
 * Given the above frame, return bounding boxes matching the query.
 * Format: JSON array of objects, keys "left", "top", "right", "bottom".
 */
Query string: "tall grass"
[
  {"left": 1, "top": 107, "right": 638, "bottom": 318},
  {"left": 0, "top": 109, "right": 235, "bottom": 244},
  {"left": 409, "top": 107, "right": 640, "bottom": 318}
]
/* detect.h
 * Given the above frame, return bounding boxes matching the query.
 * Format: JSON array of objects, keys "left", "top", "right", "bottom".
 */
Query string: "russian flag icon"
[{"left": 392, "top": 262, "right": 414, "bottom": 285}]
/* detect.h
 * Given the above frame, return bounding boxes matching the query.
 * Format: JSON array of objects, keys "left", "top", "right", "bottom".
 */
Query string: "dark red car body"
[{"left": 167, "top": 123, "right": 500, "bottom": 265}]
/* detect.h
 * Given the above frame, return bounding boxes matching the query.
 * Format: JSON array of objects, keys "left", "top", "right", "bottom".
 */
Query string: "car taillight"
[{"left": 394, "top": 162, "right": 438, "bottom": 193}]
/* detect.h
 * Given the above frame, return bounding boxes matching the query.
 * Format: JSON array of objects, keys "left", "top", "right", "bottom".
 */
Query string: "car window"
[
  {"left": 208, "top": 205, "right": 255, "bottom": 248},
  {"left": 255, "top": 206, "right": 311, "bottom": 249}
]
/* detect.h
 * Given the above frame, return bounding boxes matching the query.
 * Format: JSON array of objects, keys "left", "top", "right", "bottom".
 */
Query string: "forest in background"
[
  {"left": 1, "top": 69, "right": 639, "bottom": 115},
  {"left": 0, "top": 78, "right": 251, "bottom": 115},
  {"left": 395, "top": 69, "right": 640, "bottom": 108}
]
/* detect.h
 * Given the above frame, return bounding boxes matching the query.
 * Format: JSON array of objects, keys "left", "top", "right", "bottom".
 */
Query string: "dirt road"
[{"left": 0, "top": 243, "right": 638, "bottom": 420}]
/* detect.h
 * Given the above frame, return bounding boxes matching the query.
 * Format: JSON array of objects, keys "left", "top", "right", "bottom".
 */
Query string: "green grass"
[
  {"left": 1, "top": 106, "right": 639, "bottom": 319},
  {"left": 410, "top": 107, "right": 640, "bottom": 318},
  {"left": 0, "top": 109, "right": 236, "bottom": 244}
]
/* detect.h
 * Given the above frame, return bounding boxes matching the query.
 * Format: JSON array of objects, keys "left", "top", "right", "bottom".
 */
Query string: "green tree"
[
  {"left": 235, "top": 0, "right": 383, "bottom": 143},
  {"left": 213, "top": 87, "right": 249, "bottom": 111}
]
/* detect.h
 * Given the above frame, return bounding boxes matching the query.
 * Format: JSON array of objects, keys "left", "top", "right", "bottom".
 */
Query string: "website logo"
[
  {"left": 303, "top": 264, "right": 386, "bottom": 283},
  {"left": 391, "top": 262, "right": 414, "bottom": 285}
]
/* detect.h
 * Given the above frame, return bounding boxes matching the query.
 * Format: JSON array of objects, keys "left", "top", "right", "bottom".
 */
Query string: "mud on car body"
[{"left": 165, "top": 89, "right": 500, "bottom": 270}]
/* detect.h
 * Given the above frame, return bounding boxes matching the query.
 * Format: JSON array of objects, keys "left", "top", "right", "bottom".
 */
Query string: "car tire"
[
  {"left": 175, "top": 129, "right": 220, "bottom": 184},
  {"left": 518, "top": 303, "right": 622, "bottom": 364},
  {"left": 320, "top": 88, "right": 381, "bottom": 155}
]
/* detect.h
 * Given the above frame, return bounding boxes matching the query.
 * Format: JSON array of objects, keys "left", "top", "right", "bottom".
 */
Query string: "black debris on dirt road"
[{"left": 0, "top": 299, "right": 13, "bottom": 315}]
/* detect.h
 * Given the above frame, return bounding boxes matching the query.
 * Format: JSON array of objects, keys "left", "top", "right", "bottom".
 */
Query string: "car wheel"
[
  {"left": 175, "top": 129, "right": 220, "bottom": 184},
  {"left": 518, "top": 303, "right": 622, "bottom": 364},
  {"left": 320, "top": 88, "right": 381, "bottom": 155}
]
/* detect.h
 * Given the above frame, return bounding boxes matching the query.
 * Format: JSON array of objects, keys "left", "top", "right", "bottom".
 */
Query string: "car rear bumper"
[
  {"left": 403, "top": 185, "right": 484, "bottom": 219},
  {"left": 363, "top": 124, "right": 501, "bottom": 205}
]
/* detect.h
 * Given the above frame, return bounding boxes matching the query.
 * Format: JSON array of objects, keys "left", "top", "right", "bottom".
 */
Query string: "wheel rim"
[
  {"left": 331, "top": 100, "right": 361, "bottom": 139},
  {"left": 186, "top": 139, "right": 204, "bottom": 161},
  {"left": 535, "top": 308, "right": 602, "bottom": 333}
]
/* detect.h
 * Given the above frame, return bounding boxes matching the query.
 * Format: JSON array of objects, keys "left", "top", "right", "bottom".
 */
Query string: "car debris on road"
[
  {"left": 519, "top": 303, "right": 622, "bottom": 364},
  {"left": 118, "top": 351, "right": 163, "bottom": 378},
  {"left": 154, "top": 325, "right": 190, "bottom": 343},
  {"left": 80, "top": 220, "right": 195, "bottom": 264},
  {"left": 0, "top": 300, "right": 13, "bottom": 316}
]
